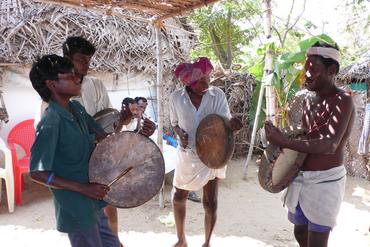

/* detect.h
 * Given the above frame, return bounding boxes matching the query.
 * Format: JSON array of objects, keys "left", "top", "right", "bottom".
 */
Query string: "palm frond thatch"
[
  {"left": 337, "top": 51, "right": 370, "bottom": 84},
  {"left": 32, "top": 0, "right": 220, "bottom": 21},
  {"left": 0, "top": 0, "right": 196, "bottom": 75}
]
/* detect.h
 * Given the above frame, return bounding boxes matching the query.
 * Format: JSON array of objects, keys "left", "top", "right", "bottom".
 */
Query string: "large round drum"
[
  {"left": 89, "top": 131, "right": 165, "bottom": 208},
  {"left": 258, "top": 126, "right": 307, "bottom": 193},
  {"left": 196, "top": 114, "right": 235, "bottom": 169},
  {"left": 93, "top": 108, "right": 121, "bottom": 133}
]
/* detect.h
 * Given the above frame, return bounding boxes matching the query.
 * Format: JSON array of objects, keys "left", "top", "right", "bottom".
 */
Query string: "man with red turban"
[{"left": 170, "top": 57, "right": 242, "bottom": 247}]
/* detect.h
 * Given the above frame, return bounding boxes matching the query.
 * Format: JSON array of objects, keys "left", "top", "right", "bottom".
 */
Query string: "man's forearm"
[
  {"left": 284, "top": 138, "right": 337, "bottom": 155},
  {"left": 30, "top": 171, "right": 83, "bottom": 193}
]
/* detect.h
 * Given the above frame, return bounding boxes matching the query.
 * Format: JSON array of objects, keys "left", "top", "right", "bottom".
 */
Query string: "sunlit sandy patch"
[
  {"left": 0, "top": 225, "right": 69, "bottom": 247},
  {"left": 0, "top": 226, "right": 277, "bottom": 247},
  {"left": 120, "top": 231, "right": 274, "bottom": 247},
  {"left": 331, "top": 201, "right": 370, "bottom": 247}
]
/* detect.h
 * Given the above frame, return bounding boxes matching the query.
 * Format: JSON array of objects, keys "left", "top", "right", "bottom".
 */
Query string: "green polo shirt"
[{"left": 30, "top": 100, "right": 107, "bottom": 233}]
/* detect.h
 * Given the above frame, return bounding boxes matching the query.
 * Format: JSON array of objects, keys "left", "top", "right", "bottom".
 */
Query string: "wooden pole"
[
  {"left": 243, "top": 0, "right": 275, "bottom": 179},
  {"left": 154, "top": 21, "right": 164, "bottom": 153},
  {"left": 154, "top": 21, "right": 165, "bottom": 209}
]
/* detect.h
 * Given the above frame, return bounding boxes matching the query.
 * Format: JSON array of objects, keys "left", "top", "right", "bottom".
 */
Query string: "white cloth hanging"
[{"left": 358, "top": 103, "right": 370, "bottom": 155}]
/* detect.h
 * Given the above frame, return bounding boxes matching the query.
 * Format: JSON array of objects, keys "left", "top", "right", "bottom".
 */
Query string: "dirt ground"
[{"left": 0, "top": 158, "right": 369, "bottom": 247}]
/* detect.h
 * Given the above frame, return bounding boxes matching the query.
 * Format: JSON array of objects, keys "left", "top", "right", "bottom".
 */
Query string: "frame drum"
[
  {"left": 93, "top": 108, "right": 121, "bottom": 133},
  {"left": 89, "top": 131, "right": 165, "bottom": 208},
  {"left": 196, "top": 114, "right": 235, "bottom": 169},
  {"left": 258, "top": 126, "right": 307, "bottom": 193}
]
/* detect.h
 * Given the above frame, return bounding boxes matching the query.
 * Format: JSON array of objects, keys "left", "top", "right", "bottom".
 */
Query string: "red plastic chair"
[{"left": 7, "top": 119, "right": 35, "bottom": 206}]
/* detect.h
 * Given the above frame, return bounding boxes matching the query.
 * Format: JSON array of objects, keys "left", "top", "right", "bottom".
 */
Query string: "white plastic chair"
[{"left": 0, "top": 138, "right": 14, "bottom": 213}]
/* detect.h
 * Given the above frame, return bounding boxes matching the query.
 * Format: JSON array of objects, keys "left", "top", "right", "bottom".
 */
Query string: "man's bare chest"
[{"left": 303, "top": 97, "right": 335, "bottom": 133}]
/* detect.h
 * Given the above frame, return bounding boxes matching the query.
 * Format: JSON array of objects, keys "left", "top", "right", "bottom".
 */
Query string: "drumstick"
[
  {"left": 107, "top": 166, "right": 133, "bottom": 187},
  {"left": 135, "top": 126, "right": 143, "bottom": 136},
  {"left": 107, "top": 157, "right": 154, "bottom": 187}
]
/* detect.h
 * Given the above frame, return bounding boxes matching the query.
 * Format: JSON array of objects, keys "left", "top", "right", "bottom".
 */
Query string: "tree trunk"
[
  {"left": 209, "top": 24, "right": 228, "bottom": 69},
  {"left": 225, "top": 8, "right": 233, "bottom": 70}
]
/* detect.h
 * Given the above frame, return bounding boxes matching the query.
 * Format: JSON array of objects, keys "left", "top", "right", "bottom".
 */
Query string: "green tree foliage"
[
  {"left": 189, "top": 0, "right": 262, "bottom": 70},
  {"left": 271, "top": 0, "right": 307, "bottom": 53},
  {"left": 336, "top": 0, "right": 370, "bottom": 66}
]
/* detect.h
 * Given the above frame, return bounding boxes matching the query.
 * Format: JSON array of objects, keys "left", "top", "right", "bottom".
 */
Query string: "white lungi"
[
  {"left": 174, "top": 146, "right": 227, "bottom": 191},
  {"left": 283, "top": 165, "right": 347, "bottom": 228}
]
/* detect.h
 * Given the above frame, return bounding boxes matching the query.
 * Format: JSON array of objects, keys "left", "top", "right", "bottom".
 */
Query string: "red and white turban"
[{"left": 174, "top": 57, "right": 214, "bottom": 87}]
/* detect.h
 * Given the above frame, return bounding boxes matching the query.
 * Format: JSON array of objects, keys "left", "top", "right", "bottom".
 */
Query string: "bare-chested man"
[{"left": 265, "top": 41, "right": 355, "bottom": 247}]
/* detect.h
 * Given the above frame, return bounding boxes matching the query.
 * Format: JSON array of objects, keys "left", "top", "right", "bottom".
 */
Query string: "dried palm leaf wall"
[
  {"left": 203, "top": 72, "right": 256, "bottom": 157},
  {"left": 337, "top": 54, "right": 370, "bottom": 180},
  {"left": 343, "top": 92, "right": 369, "bottom": 180}
]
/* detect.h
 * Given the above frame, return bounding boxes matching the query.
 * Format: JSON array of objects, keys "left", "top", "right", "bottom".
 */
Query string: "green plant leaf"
[
  {"left": 279, "top": 51, "right": 306, "bottom": 66},
  {"left": 249, "top": 80, "right": 266, "bottom": 129},
  {"left": 248, "top": 60, "right": 264, "bottom": 81},
  {"left": 298, "top": 34, "right": 337, "bottom": 51}
]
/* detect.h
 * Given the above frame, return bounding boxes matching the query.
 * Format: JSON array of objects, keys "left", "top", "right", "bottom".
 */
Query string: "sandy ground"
[{"left": 0, "top": 158, "right": 369, "bottom": 247}]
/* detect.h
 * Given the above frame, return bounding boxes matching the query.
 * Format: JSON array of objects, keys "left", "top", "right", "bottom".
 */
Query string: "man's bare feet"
[
  {"left": 173, "top": 239, "right": 188, "bottom": 247},
  {"left": 202, "top": 242, "right": 210, "bottom": 247}
]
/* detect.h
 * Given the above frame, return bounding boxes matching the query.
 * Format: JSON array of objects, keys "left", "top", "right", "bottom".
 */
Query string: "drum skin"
[
  {"left": 89, "top": 131, "right": 165, "bottom": 208},
  {"left": 93, "top": 108, "right": 121, "bottom": 133},
  {"left": 258, "top": 126, "right": 307, "bottom": 193},
  {"left": 196, "top": 114, "right": 235, "bottom": 169}
]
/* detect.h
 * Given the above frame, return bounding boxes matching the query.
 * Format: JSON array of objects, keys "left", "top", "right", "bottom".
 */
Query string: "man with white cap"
[
  {"left": 265, "top": 41, "right": 355, "bottom": 247},
  {"left": 169, "top": 57, "right": 242, "bottom": 247}
]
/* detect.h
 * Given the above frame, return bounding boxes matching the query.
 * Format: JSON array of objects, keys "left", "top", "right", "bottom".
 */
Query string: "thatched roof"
[
  {"left": 33, "top": 0, "right": 220, "bottom": 21},
  {"left": 338, "top": 51, "right": 370, "bottom": 84},
  {"left": 0, "top": 0, "right": 196, "bottom": 74}
]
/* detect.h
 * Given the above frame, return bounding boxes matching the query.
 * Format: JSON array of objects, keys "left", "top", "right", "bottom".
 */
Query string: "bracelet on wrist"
[{"left": 46, "top": 173, "right": 54, "bottom": 185}]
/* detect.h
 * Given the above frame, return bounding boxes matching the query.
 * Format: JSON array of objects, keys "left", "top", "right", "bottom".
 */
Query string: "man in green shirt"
[{"left": 29, "top": 54, "right": 120, "bottom": 247}]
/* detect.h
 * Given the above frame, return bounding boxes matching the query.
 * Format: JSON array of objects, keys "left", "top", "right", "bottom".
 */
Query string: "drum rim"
[{"left": 93, "top": 108, "right": 120, "bottom": 121}]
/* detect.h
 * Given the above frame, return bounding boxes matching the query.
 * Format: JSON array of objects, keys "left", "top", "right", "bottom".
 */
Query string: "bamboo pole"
[
  {"left": 0, "top": 63, "right": 20, "bottom": 66},
  {"left": 243, "top": 0, "right": 275, "bottom": 179}
]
